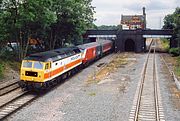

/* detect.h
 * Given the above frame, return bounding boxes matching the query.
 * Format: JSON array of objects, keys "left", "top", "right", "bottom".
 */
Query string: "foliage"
[
  {"left": 163, "top": 7, "right": 180, "bottom": 48},
  {"left": 0, "top": 59, "right": 20, "bottom": 79},
  {"left": 0, "top": 0, "right": 95, "bottom": 60},
  {"left": 48, "top": 0, "right": 95, "bottom": 49},
  {"left": 161, "top": 38, "right": 170, "bottom": 51},
  {"left": 169, "top": 48, "right": 180, "bottom": 56},
  {"left": 174, "top": 56, "right": 180, "bottom": 77},
  {"left": 163, "top": 14, "right": 175, "bottom": 29},
  {"left": 0, "top": 0, "right": 57, "bottom": 60},
  {"left": 97, "top": 25, "right": 122, "bottom": 30},
  {"left": 0, "top": 47, "right": 15, "bottom": 60}
]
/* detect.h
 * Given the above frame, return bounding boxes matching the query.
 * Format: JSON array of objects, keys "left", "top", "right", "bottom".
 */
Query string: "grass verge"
[
  {"left": 174, "top": 56, "right": 180, "bottom": 77},
  {"left": 87, "top": 54, "right": 128, "bottom": 84},
  {"left": 161, "top": 38, "right": 170, "bottom": 51},
  {"left": 0, "top": 59, "right": 20, "bottom": 79}
]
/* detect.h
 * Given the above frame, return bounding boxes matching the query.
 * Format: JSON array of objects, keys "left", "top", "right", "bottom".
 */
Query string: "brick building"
[{"left": 121, "top": 7, "right": 146, "bottom": 30}]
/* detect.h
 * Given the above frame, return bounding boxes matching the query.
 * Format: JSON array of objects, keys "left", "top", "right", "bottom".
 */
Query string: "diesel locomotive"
[{"left": 19, "top": 40, "right": 113, "bottom": 89}]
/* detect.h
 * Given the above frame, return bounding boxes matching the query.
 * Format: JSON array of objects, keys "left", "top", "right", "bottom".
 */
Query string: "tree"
[
  {"left": 97, "top": 25, "right": 121, "bottom": 30},
  {"left": 49, "top": 0, "right": 95, "bottom": 49},
  {"left": 0, "top": 0, "right": 95, "bottom": 60},
  {"left": 163, "top": 7, "right": 180, "bottom": 49},
  {"left": 173, "top": 7, "right": 180, "bottom": 47},
  {"left": 16, "top": 0, "right": 57, "bottom": 58},
  {"left": 163, "top": 14, "right": 175, "bottom": 29}
]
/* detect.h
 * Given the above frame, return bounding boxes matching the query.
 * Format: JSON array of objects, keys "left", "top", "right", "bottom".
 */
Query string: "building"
[{"left": 121, "top": 7, "right": 146, "bottom": 30}]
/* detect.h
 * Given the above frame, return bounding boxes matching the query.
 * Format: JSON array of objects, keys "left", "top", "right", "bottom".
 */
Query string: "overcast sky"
[{"left": 92, "top": 0, "right": 180, "bottom": 29}]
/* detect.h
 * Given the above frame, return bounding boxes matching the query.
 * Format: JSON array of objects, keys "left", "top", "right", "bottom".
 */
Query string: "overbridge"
[{"left": 84, "top": 29, "right": 173, "bottom": 52}]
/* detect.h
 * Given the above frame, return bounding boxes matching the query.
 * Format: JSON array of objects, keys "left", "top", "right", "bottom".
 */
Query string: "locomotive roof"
[{"left": 24, "top": 46, "right": 80, "bottom": 62}]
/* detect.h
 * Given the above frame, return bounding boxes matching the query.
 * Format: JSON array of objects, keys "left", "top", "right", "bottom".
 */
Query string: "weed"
[
  {"left": 161, "top": 38, "right": 170, "bottom": 51},
  {"left": 89, "top": 92, "right": 96, "bottom": 96},
  {"left": 0, "top": 60, "right": 20, "bottom": 79},
  {"left": 175, "top": 56, "right": 180, "bottom": 77}
]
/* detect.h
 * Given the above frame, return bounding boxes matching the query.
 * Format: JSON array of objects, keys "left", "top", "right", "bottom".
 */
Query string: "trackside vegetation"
[
  {"left": 161, "top": 38, "right": 170, "bottom": 52},
  {"left": 162, "top": 7, "right": 180, "bottom": 77},
  {"left": 0, "top": 0, "right": 95, "bottom": 61},
  {"left": 163, "top": 7, "right": 180, "bottom": 56},
  {"left": 0, "top": 59, "right": 21, "bottom": 79},
  {"left": 0, "top": 0, "right": 95, "bottom": 78},
  {"left": 174, "top": 57, "right": 180, "bottom": 77},
  {"left": 163, "top": 7, "right": 180, "bottom": 76}
]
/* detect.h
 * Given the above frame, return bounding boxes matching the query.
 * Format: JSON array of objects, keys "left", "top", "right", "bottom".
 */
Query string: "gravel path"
[
  {"left": 7, "top": 52, "right": 180, "bottom": 121},
  {"left": 157, "top": 54, "right": 180, "bottom": 121}
]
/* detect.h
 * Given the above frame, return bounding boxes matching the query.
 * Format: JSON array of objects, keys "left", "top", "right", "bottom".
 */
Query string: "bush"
[
  {"left": 161, "top": 38, "right": 170, "bottom": 51},
  {"left": 0, "top": 60, "right": 20, "bottom": 79},
  {"left": 169, "top": 48, "right": 180, "bottom": 56},
  {"left": 0, "top": 47, "right": 17, "bottom": 60},
  {"left": 174, "top": 56, "right": 180, "bottom": 77}
]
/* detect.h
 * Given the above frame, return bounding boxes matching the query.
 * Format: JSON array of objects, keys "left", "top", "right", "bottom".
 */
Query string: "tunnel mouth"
[{"left": 125, "top": 39, "right": 135, "bottom": 52}]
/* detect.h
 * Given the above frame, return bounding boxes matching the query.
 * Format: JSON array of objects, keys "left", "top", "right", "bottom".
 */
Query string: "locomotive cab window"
[
  {"left": 34, "top": 62, "right": 44, "bottom": 69},
  {"left": 23, "top": 61, "right": 32, "bottom": 68},
  {"left": 45, "top": 63, "right": 49, "bottom": 70}
]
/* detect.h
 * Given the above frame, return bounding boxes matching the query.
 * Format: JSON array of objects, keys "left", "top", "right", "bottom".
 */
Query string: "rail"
[
  {"left": 0, "top": 81, "right": 20, "bottom": 96},
  {"left": 129, "top": 39, "right": 165, "bottom": 121},
  {"left": 0, "top": 91, "right": 37, "bottom": 120}
]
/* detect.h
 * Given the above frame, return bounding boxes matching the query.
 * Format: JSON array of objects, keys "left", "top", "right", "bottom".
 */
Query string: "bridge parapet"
[
  {"left": 85, "top": 30, "right": 117, "bottom": 35},
  {"left": 142, "top": 29, "right": 173, "bottom": 35},
  {"left": 83, "top": 29, "right": 173, "bottom": 52},
  {"left": 85, "top": 29, "right": 173, "bottom": 36}
]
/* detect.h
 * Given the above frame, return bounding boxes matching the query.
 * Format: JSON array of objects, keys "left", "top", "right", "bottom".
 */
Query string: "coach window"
[
  {"left": 60, "top": 53, "right": 66, "bottom": 59},
  {"left": 74, "top": 49, "right": 80, "bottom": 53},
  {"left": 66, "top": 52, "right": 72, "bottom": 56},
  {"left": 71, "top": 51, "right": 75, "bottom": 55}
]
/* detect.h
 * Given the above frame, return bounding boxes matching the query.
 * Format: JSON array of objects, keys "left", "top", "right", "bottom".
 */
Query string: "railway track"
[
  {"left": 0, "top": 53, "right": 116, "bottom": 120},
  {"left": 0, "top": 81, "right": 20, "bottom": 96},
  {"left": 0, "top": 91, "right": 37, "bottom": 120},
  {"left": 129, "top": 39, "right": 165, "bottom": 121}
]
